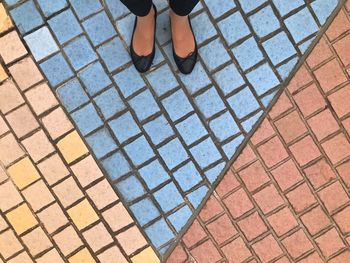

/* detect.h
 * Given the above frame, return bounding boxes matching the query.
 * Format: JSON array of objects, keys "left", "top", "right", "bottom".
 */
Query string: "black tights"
[{"left": 120, "top": 0, "right": 200, "bottom": 16}]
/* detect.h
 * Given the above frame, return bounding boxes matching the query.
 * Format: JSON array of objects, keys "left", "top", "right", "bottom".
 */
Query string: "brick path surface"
[
  {"left": 0, "top": 0, "right": 349, "bottom": 262},
  {"left": 1, "top": 0, "right": 342, "bottom": 258},
  {"left": 168, "top": 4, "right": 350, "bottom": 262}
]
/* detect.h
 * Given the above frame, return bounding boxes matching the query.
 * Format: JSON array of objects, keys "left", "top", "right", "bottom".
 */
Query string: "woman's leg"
[
  {"left": 120, "top": 0, "right": 155, "bottom": 58},
  {"left": 169, "top": 0, "right": 200, "bottom": 16},
  {"left": 169, "top": 0, "right": 200, "bottom": 58},
  {"left": 120, "top": 0, "right": 153, "bottom": 16}
]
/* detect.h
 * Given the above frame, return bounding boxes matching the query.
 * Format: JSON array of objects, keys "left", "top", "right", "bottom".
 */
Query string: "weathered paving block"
[{"left": 1, "top": 0, "right": 347, "bottom": 260}]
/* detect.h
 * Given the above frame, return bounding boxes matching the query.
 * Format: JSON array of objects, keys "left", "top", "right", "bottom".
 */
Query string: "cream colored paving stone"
[
  {"left": 7, "top": 251, "right": 33, "bottom": 263},
  {"left": 6, "top": 203, "right": 38, "bottom": 235},
  {"left": 36, "top": 248, "right": 65, "bottom": 263},
  {"left": 131, "top": 247, "right": 160, "bottom": 263},
  {"left": 8, "top": 57, "right": 43, "bottom": 91},
  {"left": 5, "top": 104, "right": 39, "bottom": 138},
  {"left": 0, "top": 181, "right": 23, "bottom": 211},
  {"left": 82, "top": 222, "right": 113, "bottom": 252},
  {"left": 97, "top": 246, "right": 128, "bottom": 263},
  {"left": 116, "top": 226, "right": 148, "bottom": 255},
  {"left": 0, "top": 165, "right": 7, "bottom": 183},
  {"left": 21, "top": 130, "right": 55, "bottom": 162},
  {"left": 0, "top": 79, "right": 24, "bottom": 114},
  {"left": 67, "top": 199, "right": 99, "bottom": 230},
  {"left": 57, "top": 131, "right": 88, "bottom": 163},
  {"left": 0, "top": 115, "right": 9, "bottom": 135},
  {"left": 7, "top": 156, "right": 40, "bottom": 190},
  {"left": 86, "top": 179, "right": 118, "bottom": 210},
  {"left": 22, "top": 180, "right": 55, "bottom": 211},
  {"left": 53, "top": 176, "right": 84, "bottom": 208},
  {"left": 0, "top": 31, "right": 27, "bottom": 64},
  {"left": 0, "top": 229, "right": 23, "bottom": 259},
  {"left": 102, "top": 203, "right": 134, "bottom": 232},
  {"left": 71, "top": 155, "right": 103, "bottom": 188},
  {"left": 68, "top": 248, "right": 95, "bottom": 263},
  {"left": 25, "top": 83, "right": 58, "bottom": 116},
  {"left": 0, "top": 133, "right": 24, "bottom": 166},
  {"left": 37, "top": 153, "right": 69, "bottom": 185},
  {"left": 22, "top": 227, "right": 52, "bottom": 256},
  {"left": 37, "top": 202, "right": 69, "bottom": 234},
  {"left": 53, "top": 226, "right": 83, "bottom": 256},
  {"left": 0, "top": 215, "right": 8, "bottom": 231},
  {"left": 42, "top": 107, "right": 74, "bottom": 140}
]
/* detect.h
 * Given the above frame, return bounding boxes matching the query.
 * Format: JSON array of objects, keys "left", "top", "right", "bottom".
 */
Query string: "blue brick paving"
[{"left": 5, "top": 0, "right": 340, "bottom": 258}]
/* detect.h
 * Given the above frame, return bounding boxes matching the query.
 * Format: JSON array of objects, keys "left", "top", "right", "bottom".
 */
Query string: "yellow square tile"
[
  {"left": 0, "top": 64, "right": 7, "bottom": 82},
  {"left": 131, "top": 247, "right": 159, "bottom": 263},
  {"left": 67, "top": 199, "right": 98, "bottom": 230},
  {"left": 0, "top": 4, "right": 13, "bottom": 33},
  {"left": 57, "top": 131, "right": 88, "bottom": 163},
  {"left": 68, "top": 248, "right": 95, "bottom": 263},
  {"left": 8, "top": 157, "right": 40, "bottom": 190},
  {"left": 6, "top": 203, "right": 38, "bottom": 234}
]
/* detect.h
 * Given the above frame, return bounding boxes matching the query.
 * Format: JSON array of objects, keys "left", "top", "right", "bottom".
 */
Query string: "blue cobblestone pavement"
[{"left": 4, "top": 0, "right": 341, "bottom": 258}]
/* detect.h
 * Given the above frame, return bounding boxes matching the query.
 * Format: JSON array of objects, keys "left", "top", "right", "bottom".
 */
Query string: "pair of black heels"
[{"left": 130, "top": 5, "right": 197, "bottom": 74}]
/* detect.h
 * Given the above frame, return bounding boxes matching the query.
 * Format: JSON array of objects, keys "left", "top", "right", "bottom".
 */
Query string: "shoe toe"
[
  {"left": 131, "top": 52, "right": 154, "bottom": 73},
  {"left": 178, "top": 57, "right": 196, "bottom": 74}
]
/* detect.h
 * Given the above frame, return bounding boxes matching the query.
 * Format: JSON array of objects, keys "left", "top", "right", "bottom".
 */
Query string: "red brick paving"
[{"left": 168, "top": 4, "right": 350, "bottom": 262}]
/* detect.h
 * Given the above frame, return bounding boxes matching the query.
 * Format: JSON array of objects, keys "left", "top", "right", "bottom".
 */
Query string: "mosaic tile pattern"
[
  {"left": 168, "top": 6, "right": 350, "bottom": 262},
  {"left": 2, "top": 0, "right": 343, "bottom": 257},
  {"left": 0, "top": 7, "right": 158, "bottom": 262}
]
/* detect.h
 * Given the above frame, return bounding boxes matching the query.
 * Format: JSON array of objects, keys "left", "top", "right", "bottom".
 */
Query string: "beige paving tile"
[
  {"left": 37, "top": 153, "right": 69, "bottom": 185},
  {"left": 25, "top": 83, "right": 58, "bottom": 116},
  {"left": 0, "top": 215, "right": 8, "bottom": 231},
  {"left": 102, "top": 203, "right": 133, "bottom": 232},
  {"left": 7, "top": 251, "right": 33, "bottom": 263},
  {"left": 37, "top": 202, "right": 69, "bottom": 234},
  {"left": 0, "top": 31, "right": 26, "bottom": 64},
  {"left": 71, "top": 155, "right": 103, "bottom": 188},
  {"left": 22, "top": 227, "right": 52, "bottom": 256},
  {"left": 36, "top": 248, "right": 64, "bottom": 263},
  {"left": 86, "top": 179, "right": 118, "bottom": 210},
  {"left": 0, "top": 165, "right": 7, "bottom": 183},
  {"left": 22, "top": 130, "right": 55, "bottom": 162},
  {"left": 53, "top": 226, "right": 83, "bottom": 256},
  {"left": 0, "top": 133, "right": 25, "bottom": 166},
  {"left": 116, "top": 226, "right": 148, "bottom": 255},
  {"left": 42, "top": 107, "right": 73, "bottom": 140},
  {"left": 9, "top": 57, "right": 43, "bottom": 91},
  {"left": 0, "top": 181, "right": 23, "bottom": 211},
  {"left": 0, "top": 229, "right": 23, "bottom": 259},
  {"left": 22, "top": 180, "right": 55, "bottom": 211},
  {"left": 0, "top": 79, "right": 24, "bottom": 114},
  {"left": 5, "top": 105, "right": 39, "bottom": 138},
  {"left": 97, "top": 246, "right": 128, "bottom": 263},
  {"left": 82, "top": 222, "right": 113, "bottom": 252},
  {"left": 0, "top": 115, "right": 9, "bottom": 136},
  {"left": 53, "top": 177, "right": 83, "bottom": 208}
]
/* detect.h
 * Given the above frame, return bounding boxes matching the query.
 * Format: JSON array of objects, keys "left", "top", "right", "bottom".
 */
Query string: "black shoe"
[
  {"left": 130, "top": 5, "right": 157, "bottom": 73},
  {"left": 171, "top": 16, "right": 198, "bottom": 74}
]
